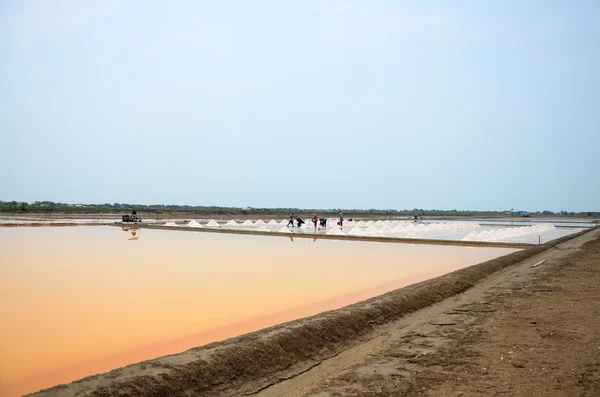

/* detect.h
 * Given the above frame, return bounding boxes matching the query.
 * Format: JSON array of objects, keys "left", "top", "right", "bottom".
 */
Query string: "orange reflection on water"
[{"left": 0, "top": 227, "right": 517, "bottom": 396}]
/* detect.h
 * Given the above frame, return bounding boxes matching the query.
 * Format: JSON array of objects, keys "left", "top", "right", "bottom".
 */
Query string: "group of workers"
[
  {"left": 287, "top": 212, "right": 343, "bottom": 228},
  {"left": 285, "top": 213, "right": 424, "bottom": 228}
]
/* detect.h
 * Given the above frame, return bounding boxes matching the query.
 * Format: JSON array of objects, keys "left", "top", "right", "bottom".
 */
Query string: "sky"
[{"left": 1, "top": 1, "right": 598, "bottom": 212}]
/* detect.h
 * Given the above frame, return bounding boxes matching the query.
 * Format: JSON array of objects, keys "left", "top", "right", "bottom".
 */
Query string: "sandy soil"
[{"left": 427, "top": 232, "right": 600, "bottom": 396}]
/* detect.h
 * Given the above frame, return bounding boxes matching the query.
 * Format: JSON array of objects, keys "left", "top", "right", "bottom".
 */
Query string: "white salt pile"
[
  {"left": 392, "top": 225, "right": 406, "bottom": 233},
  {"left": 255, "top": 220, "right": 266, "bottom": 226},
  {"left": 257, "top": 226, "right": 270, "bottom": 232},
  {"left": 477, "top": 230, "right": 497, "bottom": 242},
  {"left": 205, "top": 220, "right": 220, "bottom": 227},
  {"left": 187, "top": 220, "right": 202, "bottom": 228},
  {"left": 463, "top": 232, "right": 479, "bottom": 241},
  {"left": 365, "top": 226, "right": 379, "bottom": 234},
  {"left": 380, "top": 225, "right": 393, "bottom": 232},
  {"left": 241, "top": 220, "right": 254, "bottom": 226},
  {"left": 278, "top": 227, "right": 290, "bottom": 233},
  {"left": 225, "top": 220, "right": 239, "bottom": 227},
  {"left": 348, "top": 227, "right": 364, "bottom": 236},
  {"left": 327, "top": 228, "right": 345, "bottom": 236},
  {"left": 164, "top": 222, "right": 178, "bottom": 227},
  {"left": 267, "top": 220, "right": 278, "bottom": 225}
]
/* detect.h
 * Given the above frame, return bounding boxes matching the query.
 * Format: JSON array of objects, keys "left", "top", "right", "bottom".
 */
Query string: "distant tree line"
[{"left": 0, "top": 201, "right": 598, "bottom": 217}]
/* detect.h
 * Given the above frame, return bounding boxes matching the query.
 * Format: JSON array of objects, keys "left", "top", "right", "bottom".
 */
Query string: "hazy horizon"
[
  {"left": 1, "top": 199, "right": 597, "bottom": 214},
  {"left": 1, "top": 1, "right": 599, "bottom": 212}
]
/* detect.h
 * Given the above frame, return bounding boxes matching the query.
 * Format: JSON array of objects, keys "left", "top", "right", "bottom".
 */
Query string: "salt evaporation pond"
[{"left": 0, "top": 226, "right": 518, "bottom": 396}]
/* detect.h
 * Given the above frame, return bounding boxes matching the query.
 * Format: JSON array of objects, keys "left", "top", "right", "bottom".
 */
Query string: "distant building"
[{"left": 520, "top": 211, "right": 532, "bottom": 217}]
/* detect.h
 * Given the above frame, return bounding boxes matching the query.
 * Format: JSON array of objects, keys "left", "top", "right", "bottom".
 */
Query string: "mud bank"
[{"left": 29, "top": 229, "right": 594, "bottom": 397}]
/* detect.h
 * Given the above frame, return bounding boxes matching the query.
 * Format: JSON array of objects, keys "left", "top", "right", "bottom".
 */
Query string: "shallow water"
[
  {"left": 472, "top": 220, "right": 594, "bottom": 228},
  {"left": 0, "top": 226, "right": 517, "bottom": 396}
]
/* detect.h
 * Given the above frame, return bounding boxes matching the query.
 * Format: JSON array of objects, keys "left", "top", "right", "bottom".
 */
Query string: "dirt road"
[{"left": 254, "top": 229, "right": 600, "bottom": 397}]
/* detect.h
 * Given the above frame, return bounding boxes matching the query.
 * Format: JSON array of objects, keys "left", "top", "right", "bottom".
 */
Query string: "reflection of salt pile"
[
  {"left": 241, "top": 220, "right": 254, "bottom": 226},
  {"left": 164, "top": 221, "right": 178, "bottom": 227},
  {"left": 205, "top": 220, "right": 220, "bottom": 227},
  {"left": 278, "top": 227, "right": 289, "bottom": 233},
  {"left": 225, "top": 220, "right": 239, "bottom": 227},
  {"left": 404, "top": 231, "right": 419, "bottom": 239},
  {"left": 257, "top": 226, "right": 270, "bottom": 232},
  {"left": 255, "top": 220, "right": 266, "bottom": 226},
  {"left": 187, "top": 220, "right": 202, "bottom": 228},
  {"left": 356, "top": 221, "right": 367, "bottom": 227},
  {"left": 267, "top": 220, "right": 278, "bottom": 225}
]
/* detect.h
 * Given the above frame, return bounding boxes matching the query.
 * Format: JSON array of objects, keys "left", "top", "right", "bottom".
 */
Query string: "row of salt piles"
[
  {"left": 220, "top": 219, "right": 288, "bottom": 227},
  {"left": 346, "top": 221, "right": 480, "bottom": 234},
  {"left": 463, "top": 224, "right": 556, "bottom": 242},
  {"left": 347, "top": 226, "right": 421, "bottom": 239}
]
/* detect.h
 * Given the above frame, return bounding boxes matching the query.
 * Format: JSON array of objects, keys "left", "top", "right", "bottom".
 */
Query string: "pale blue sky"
[{"left": 1, "top": 1, "right": 598, "bottom": 211}]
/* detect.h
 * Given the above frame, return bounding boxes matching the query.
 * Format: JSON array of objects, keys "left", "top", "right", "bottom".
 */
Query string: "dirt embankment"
[
  {"left": 255, "top": 228, "right": 600, "bottom": 397},
  {"left": 426, "top": 231, "right": 600, "bottom": 396},
  {"left": 29, "top": 229, "right": 595, "bottom": 397}
]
